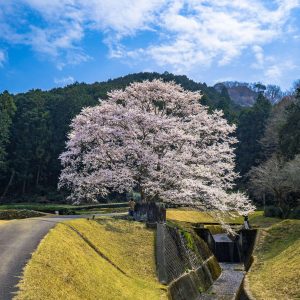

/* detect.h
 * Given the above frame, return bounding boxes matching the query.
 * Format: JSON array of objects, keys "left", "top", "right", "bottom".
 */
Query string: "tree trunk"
[
  {"left": 279, "top": 196, "right": 290, "bottom": 219},
  {"left": 36, "top": 165, "right": 41, "bottom": 187},
  {"left": 0, "top": 170, "right": 15, "bottom": 201},
  {"left": 140, "top": 187, "right": 145, "bottom": 203},
  {"left": 22, "top": 177, "right": 26, "bottom": 195},
  {"left": 275, "top": 191, "right": 289, "bottom": 218}
]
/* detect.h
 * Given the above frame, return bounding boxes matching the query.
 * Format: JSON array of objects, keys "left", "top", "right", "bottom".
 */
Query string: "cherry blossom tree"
[{"left": 59, "top": 79, "right": 254, "bottom": 222}]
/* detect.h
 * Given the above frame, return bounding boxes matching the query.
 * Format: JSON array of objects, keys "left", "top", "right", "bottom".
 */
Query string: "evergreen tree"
[
  {"left": 279, "top": 88, "right": 300, "bottom": 159},
  {"left": 235, "top": 93, "right": 272, "bottom": 177},
  {"left": 0, "top": 91, "right": 16, "bottom": 172}
]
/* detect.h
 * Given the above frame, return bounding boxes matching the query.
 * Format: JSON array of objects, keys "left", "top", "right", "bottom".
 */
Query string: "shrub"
[
  {"left": 0, "top": 209, "right": 45, "bottom": 220},
  {"left": 264, "top": 206, "right": 283, "bottom": 218},
  {"left": 289, "top": 206, "right": 300, "bottom": 219}
]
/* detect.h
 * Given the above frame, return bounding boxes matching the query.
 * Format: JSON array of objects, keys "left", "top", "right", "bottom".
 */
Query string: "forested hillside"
[
  {"left": 0, "top": 71, "right": 299, "bottom": 214},
  {"left": 248, "top": 89, "right": 300, "bottom": 217}
]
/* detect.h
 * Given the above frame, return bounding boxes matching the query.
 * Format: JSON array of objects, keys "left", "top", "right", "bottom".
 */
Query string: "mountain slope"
[{"left": 214, "top": 82, "right": 258, "bottom": 107}]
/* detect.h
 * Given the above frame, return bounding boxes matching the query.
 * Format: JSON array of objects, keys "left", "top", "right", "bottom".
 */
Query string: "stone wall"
[{"left": 156, "top": 223, "right": 221, "bottom": 300}]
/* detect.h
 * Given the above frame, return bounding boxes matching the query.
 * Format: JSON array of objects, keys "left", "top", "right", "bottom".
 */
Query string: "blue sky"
[{"left": 0, "top": 0, "right": 300, "bottom": 94}]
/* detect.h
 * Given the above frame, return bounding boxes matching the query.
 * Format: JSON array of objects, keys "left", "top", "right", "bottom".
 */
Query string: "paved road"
[{"left": 0, "top": 213, "right": 126, "bottom": 300}]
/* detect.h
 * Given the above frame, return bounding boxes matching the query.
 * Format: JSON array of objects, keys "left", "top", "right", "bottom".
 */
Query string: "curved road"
[{"left": 0, "top": 213, "right": 126, "bottom": 300}]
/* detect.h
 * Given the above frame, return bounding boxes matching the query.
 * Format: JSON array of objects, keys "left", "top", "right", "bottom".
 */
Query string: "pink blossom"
[{"left": 59, "top": 79, "right": 254, "bottom": 225}]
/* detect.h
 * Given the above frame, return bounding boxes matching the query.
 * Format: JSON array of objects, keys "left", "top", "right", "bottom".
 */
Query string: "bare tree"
[
  {"left": 264, "top": 84, "right": 283, "bottom": 104},
  {"left": 248, "top": 155, "right": 300, "bottom": 217},
  {"left": 260, "top": 97, "right": 293, "bottom": 158}
]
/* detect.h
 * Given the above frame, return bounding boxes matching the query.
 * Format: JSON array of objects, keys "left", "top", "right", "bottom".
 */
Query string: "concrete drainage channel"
[
  {"left": 156, "top": 223, "right": 257, "bottom": 300},
  {"left": 194, "top": 227, "right": 257, "bottom": 300}
]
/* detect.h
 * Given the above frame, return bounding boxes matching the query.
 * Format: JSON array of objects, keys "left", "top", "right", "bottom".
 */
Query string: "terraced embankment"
[
  {"left": 245, "top": 220, "right": 300, "bottom": 300},
  {"left": 14, "top": 218, "right": 167, "bottom": 300}
]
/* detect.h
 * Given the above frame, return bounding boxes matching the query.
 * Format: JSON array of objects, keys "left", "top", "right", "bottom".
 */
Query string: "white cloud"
[
  {"left": 22, "top": 0, "right": 164, "bottom": 35},
  {"left": 54, "top": 76, "right": 75, "bottom": 86},
  {"left": 252, "top": 45, "right": 265, "bottom": 67},
  {"left": 0, "top": 0, "right": 299, "bottom": 73},
  {"left": 103, "top": 0, "right": 300, "bottom": 75},
  {"left": 264, "top": 61, "right": 297, "bottom": 84},
  {"left": 0, "top": 0, "right": 165, "bottom": 68},
  {"left": 141, "top": 0, "right": 300, "bottom": 70}
]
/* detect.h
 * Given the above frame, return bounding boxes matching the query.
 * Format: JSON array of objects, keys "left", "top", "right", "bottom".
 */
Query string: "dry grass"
[
  {"left": 167, "top": 209, "right": 218, "bottom": 223},
  {"left": 248, "top": 220, "right": 300, "bottom": 300},
  {"left": 0, "top": 220, "right": 8, "bottom": 225},
  {"left": 15, "top": 218, "right": 167, "bottom": 300},
  {"left": 166, "top": 209, "right": 281, "bottom": 228},
  {"left": 204, "top": 225, "right": 225, "bottom": 234}
]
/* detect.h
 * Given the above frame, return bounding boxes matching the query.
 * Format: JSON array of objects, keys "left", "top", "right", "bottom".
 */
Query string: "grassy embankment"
[
  {"left": 15, "top": 218, "right": 167, "bottom": 300},
  {"left": 0, "top": 203, "right": 75, "bottom": 211},
  {"left": 0, "top": 203, "right": 128, "bottom": 218},
  {"left": 0, "top": 209, "right": 47, "bottom": 220},
  {"left": 247, "top": 219, "right": 300, "bottom": 300},
  {"left": 167, "top": 208, "right": 281, "bottom": 228},
  {"left": 0, "top": 203, "right": 128, "bottom": 211}
]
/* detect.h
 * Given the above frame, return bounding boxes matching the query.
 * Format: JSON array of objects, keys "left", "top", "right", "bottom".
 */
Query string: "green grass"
[
  {"left": 247, "top": 213, "right": 282, "bottom": 228},
  {"left": 0, "top": 203, "right": 75, "bottom": 211},
  {"left": 203, "top": 225, "right": 225, "bottom": 234},
  {"left": 0, "top": 202, "right": 128, "bottom": 214},
  {"left": 0, "top": 203, "right": 79, "bottom": 217},
  {"left": 167, "top": 209, "right": 219, "bottom": 223},
  {"left": 15, "top": 218, "right": 167, "bottom": 300},
  {"left": 73, "top": 207, "right": 128, "bottom": 215},
  {"left": 247, "top": 220, "right": 300, "bottom": 300},
  {"left": 0, "top": 209, "right": 47, "bottom": 220}
]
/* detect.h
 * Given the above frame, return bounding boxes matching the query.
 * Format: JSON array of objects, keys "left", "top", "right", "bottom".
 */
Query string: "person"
[
  {"left": 244, "top": 215, "right": 250, "bottom": 229},
  {"left": 128, "top": 198, "right": 136, "bottom": 217}
]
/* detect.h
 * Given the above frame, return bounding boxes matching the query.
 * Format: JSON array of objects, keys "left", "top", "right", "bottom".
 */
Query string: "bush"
[
  {"left": 289, "top": 206, "right": 300, "bottom": 219},
  {"left": 264, "top": 206, "right": 283, "bottom": 218},
  {"left": 0, "top": 209, "right": 45, "bottom": 220}
]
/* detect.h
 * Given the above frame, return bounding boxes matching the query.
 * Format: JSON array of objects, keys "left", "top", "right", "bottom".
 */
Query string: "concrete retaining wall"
[
  {"left": 238, "top": 229, "right": 257, "bottom": 271},
  {"left": 156, "top": 223, "right": 221, "bottom": 300}
]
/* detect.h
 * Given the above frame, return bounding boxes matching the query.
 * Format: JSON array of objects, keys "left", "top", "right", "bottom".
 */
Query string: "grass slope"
[
  {"left": 167, "top": 209, "right": 218, "bottom": 223},
  {"left": 15, "top": 218, "right": 166, "bottom": 300},
  {"left": 166, "top": 208, "right": 276, "bottom": 227},
  {"left": 0, "top": 203, "right": 128, "bottom": 213},
  {"left": 247, "top": 220, "right": 300, "bottom": 300},
  {"left": 0, "top": 209, "right": 46, "bottom": 220}
]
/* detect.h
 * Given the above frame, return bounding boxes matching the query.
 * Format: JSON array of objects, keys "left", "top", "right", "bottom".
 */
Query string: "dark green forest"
[{"left": 0, "top": 72, "right": 299, "bottom": 216}]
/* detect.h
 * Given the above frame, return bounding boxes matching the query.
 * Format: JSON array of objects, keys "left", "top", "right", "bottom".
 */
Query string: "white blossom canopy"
[{"left": 59, "top": 79, "right": 254, "bottom": 219}]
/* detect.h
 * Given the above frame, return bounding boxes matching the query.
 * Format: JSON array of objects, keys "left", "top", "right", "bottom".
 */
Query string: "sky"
[{"left": 0, "top": 0, "right": 300, "bottom": 94}]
